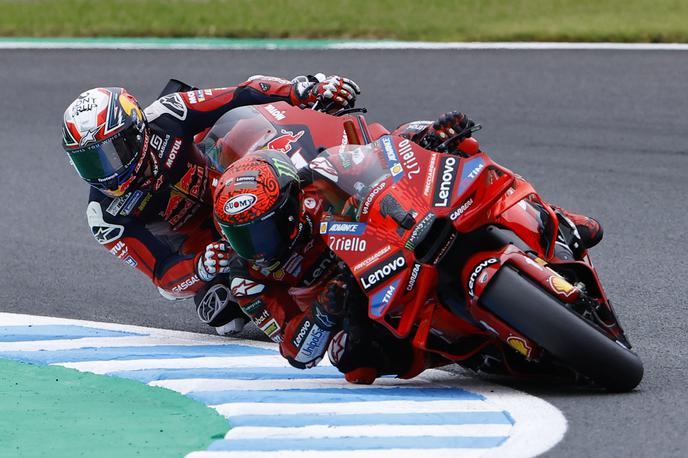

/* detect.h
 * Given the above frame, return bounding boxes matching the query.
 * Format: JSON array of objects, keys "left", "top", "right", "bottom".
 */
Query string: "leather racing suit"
[{"left": 85, "top": 76, "right": 340, "bottom": 312}]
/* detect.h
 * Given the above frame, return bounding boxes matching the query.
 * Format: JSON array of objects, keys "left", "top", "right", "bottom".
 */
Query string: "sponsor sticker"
[
  {"left": 265, "top": 104, "right": 286, "bottom": 121},
  {"left": 353, "top": 245, "right": 392, "bottom": 272},
  {"left": 361, "top": 180, "right": 386, "bottom": 216},
  {"left": 320, "top": 221, "right": 367, "bottom": 235},
  {"left": 224, "top": 194, "right": 257, "bottom": 215},
  {"left": 359, "top": 251, "right": 407, "bottom": 292},
  {"left": 106, "top": 194, "right": 129, "bottom": 216},
  {"left": 433, "top": 156, "right": 459, "bottom": 207},
  {"left": 297, "top": 324, "right": 328, "bottom": 360},
  {"left": 370, "top": 279, "right": 400, "bottom": 317},
  {"left": 406, "top": 262, "right": 422, "bottom": 291},
  {"left": 467, "top": 257, "right": 498, "bottom": 296},
  {"left": 230, "top": 277, "right": 265, "bottom": 297},
  {"left": 165, "top": 139, "right": 182, "bottom": 168},
  {"left": 405, "top": 213, "right": 435, "bottom": 250},
  {"left": 172, "top": 275, "right": 200, "bottom": 293},
  {"left": 328, "top": 236, "right": 367, "bottom": 252},
  {"left": 304, "top": 197, "right": 317, "bottom": 209},
  {"left": 397, "top": 138, "right": 421, "bottom": 180},
  {"left": 261, "top": 318, "right": 282, "bottom": 343},
  {"left": 457, "top": 156, "right": 485, "bottom": 196},
  {"left": 291, "top": 318, "right": 313, "bottom": 349},
  {"left": 449, "top": 196, "right": 474, "bottom": 221},
  {"left": 507, "top": 335, "right": 533, "bottom": 358},
  {"left": 124, "top": 256, "right": 138, "bottom": 268},
  {"left": 380, "top": 136, "right": 402, "bottom": 182},
  {"left": 121, "top": 190, "right": 144, "bottom": 216},
  {"left": 423, "top": 153, "right": 438, "bottom": 198},
  {"left": 548, "top": 276, "right": 576, "bottom": 297},
  {"left": 266, "top": 129, "right": 304, "bottom": 154}
]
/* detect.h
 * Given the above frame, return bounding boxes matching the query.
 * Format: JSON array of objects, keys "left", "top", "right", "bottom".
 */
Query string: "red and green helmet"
[
  {"left": 62, "top": 87, "right": 147, "bottom": 197},
  {"left": 214, "top": 150, "right": 302, "bottom": 266}
]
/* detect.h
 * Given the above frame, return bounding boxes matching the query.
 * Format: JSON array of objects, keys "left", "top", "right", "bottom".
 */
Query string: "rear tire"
[{"left": 480, "top": 266, "right": 643, "bottom": 391}]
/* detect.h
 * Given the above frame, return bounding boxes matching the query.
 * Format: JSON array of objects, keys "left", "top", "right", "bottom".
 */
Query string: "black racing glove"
[
  {"left": 312, "top": 271, "right": 352, "bottom": 330},
  {"left": 416, "top": 111, "right": 475, "bottom": 152}
]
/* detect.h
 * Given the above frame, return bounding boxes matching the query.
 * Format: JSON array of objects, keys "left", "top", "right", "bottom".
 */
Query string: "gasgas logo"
[{"left": 224, "top": 194, "right": 257, "bottom": 215}]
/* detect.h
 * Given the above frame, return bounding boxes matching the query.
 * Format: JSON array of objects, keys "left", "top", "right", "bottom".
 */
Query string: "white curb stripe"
[
  {"left": 55, "top": 355, "right": 292, "bottom": 373},
  {"left": 187, "top": 449, "right": 490, "bottom": 458},
  {"left": 225, "top": 424, "right": 513, "bottom": 439},
  {"left": 212, "top": 400, "right": 495, "bottom": 416}
]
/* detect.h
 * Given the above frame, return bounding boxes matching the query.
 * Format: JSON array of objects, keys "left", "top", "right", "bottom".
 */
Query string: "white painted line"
[
  {"left": 212, "top": 400, "right": 491, "bottom": 417},
  {"left": 151, "top": 375, "right": 454, "bottom": 394},
  {"left": 0, "top": 335, "right": 229, "bottom": 352},
  {"left": 187, "top": 449, "right": 489, "bottom": 458},
  {"left": 225, "top": 424, "right": 513, "bottom": 439},
  {"left": 55, "top": 355, "right": 288, "bottom": 374},
  {"left": 0, "top": 40, "right": 687, "bottom": 51},
  {"left": 331, "top": 41, "right": 688, "bottom": 51}
]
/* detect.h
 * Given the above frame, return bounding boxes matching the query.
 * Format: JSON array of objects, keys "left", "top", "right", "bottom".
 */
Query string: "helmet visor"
[
  {"left": 67, "top": 127, "right": 143, "bottom": 185},
  {"left": 219, "top": 189, "right": 299, "bottom": 264}
]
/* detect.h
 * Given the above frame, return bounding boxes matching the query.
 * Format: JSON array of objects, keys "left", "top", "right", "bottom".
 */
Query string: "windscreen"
[
  {"left": 198, "top": 106, "right": 277, "bottom": 170},
  {"left": 309, "top": 136, "right": 401, "bottom": 217}
]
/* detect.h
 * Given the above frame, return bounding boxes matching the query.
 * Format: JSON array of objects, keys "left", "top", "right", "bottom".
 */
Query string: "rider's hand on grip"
[
  {"left": 296, "top": 74, "right": 360, "bottom": 112},
  {"left": 196, "top": 241, "right": 233, "bottom": 282},
  {"left": 417, "top": 111, "right": 475, "bottom": 151}
]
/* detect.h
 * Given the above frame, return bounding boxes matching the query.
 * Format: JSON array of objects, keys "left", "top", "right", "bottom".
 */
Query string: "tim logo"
[{"left": 266, "top": 129, "right": 304, "bottom": 154}]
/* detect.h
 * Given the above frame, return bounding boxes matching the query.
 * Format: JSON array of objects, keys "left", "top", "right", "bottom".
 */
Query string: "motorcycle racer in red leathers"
[
  {"left": 212, "top": 111, "right": 604, "bottom": 383},
  {"left": 60, "top": 74, "right": 360, "bottom": 334}
]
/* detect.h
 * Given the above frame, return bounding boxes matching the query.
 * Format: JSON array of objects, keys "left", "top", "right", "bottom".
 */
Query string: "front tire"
[{"left": 479, "top": 266, "right": 643, "bottom": 391}]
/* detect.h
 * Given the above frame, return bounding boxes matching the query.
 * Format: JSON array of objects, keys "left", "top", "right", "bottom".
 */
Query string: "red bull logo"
[{"left": 266, "top": 129, "right": 304, "bottom": 154}]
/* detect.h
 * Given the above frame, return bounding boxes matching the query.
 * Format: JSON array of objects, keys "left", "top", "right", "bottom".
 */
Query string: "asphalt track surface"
[{"left": 1, "top": 48, "right": 686, "bottom": 457}]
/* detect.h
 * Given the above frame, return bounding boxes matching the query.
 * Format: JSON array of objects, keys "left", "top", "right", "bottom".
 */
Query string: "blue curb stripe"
[
  {"left": 188, "top": 387, "right": 484, "bottom": 404},
  {"left": 230, "top": 411, "right": 512, "bottom": 427},
  {"left": 209, "top": 435, "right": 508, "bottom": 451},
  {"left": 0, "top": 344, "right": 275, "bottom": 364},
  {"left": 0, "top": 325, "right": 143, "bottom": 342},
  {"left": 112, "top": 366, "right": 342, "bottom": 382}
]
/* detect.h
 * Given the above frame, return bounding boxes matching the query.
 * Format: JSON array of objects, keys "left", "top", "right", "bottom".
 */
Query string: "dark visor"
[
  {"left": 219, "top": 190, "right": 299, "bottom": 264},
  {"left": 67, "top": 126, "right": 142, "bottom": 184}
]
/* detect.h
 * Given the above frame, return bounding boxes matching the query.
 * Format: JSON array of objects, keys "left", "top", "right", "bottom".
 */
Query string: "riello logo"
[{"left": 224, "top": 194, "right": 257, "bottom": 215}]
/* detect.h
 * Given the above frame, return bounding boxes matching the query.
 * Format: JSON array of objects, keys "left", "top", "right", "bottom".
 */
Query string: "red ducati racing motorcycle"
[{"left": 200, "top": 101, "right": 643, "bottom": 391}]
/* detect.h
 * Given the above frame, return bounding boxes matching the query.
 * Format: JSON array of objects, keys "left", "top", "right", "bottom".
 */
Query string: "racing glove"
[
  {"left": 415, "top": 111, "right": 476, "bottom": 152},
  {"left": 313, "top": 272, "right": 352, "bottom": 329},
  {"left": 292, "top": 73, "right": 360, "bottom": 112},
  {"left": 196, "top": 241, "right": 233, "bottom": 282}
]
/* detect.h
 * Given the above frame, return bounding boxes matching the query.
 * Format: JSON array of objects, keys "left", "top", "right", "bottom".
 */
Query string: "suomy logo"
[
  {"left": 360, "top": 251, "right": 407, "bottom": 291},
  {"left": 224, "top": 194, "right": 257, "bottom": 215}
]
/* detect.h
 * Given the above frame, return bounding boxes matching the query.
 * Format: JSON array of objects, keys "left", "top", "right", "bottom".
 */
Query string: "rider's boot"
[{"left": 556, "top": 208, "right": 604, "bottom": 249}]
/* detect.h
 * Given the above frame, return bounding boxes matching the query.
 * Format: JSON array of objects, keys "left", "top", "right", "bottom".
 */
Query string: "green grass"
[{"left": 1, "top": 0, "right": 687, "bottom": 42}]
